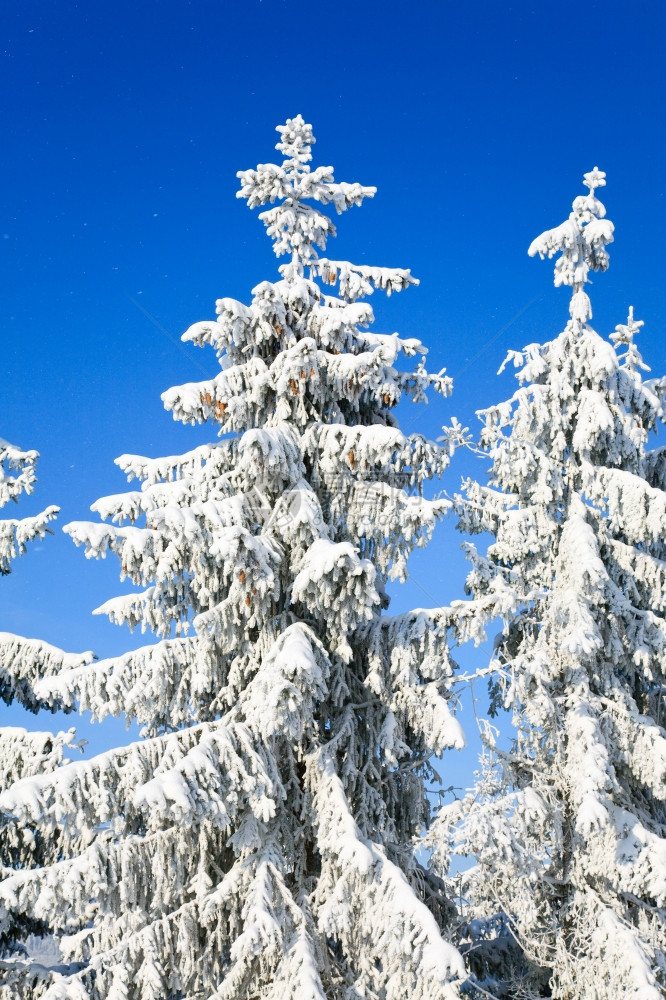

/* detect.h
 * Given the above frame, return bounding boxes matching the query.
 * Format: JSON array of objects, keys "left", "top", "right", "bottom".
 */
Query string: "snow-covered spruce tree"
[
  {"left": 0, "top": 434, "right": 91, "bottom": 735},
  {"left": 0, "top": 436, "right": 58, "bottom": 578},
  {"left": 0, "top": 438, "right": 92, "bottom": 995},
  {"left": 0, "top": 117, "right": 467, "bottom": 1000},
  {"left": 436, "top": 170, "right": 666, "bottom": 997}
]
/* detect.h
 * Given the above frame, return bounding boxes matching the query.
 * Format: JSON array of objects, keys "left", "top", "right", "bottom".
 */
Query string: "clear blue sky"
[{"left": 2, "top": 0, "right": 665, "bottom": 764}]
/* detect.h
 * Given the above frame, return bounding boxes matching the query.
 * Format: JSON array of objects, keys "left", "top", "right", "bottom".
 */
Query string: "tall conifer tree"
[
  {"left": 0, "top": 118, "right": 466, "bottom": 1000},
  {"left": 440, "top": 170, "right": 666, "bottom": 997}
]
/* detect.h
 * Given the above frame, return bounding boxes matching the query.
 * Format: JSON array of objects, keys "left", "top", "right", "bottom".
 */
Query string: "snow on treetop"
[
  {"left": 237, "top": 116, "right": 408, "bottom": 284},
  {"left": 583, "top": 166, "right": 606, "bottom": 190},
  {"left": 528, "top": 167, "right": 615, "bottom": 329},
  {"left": 275, "top": 114, "right": 315, "bottom": 165}
]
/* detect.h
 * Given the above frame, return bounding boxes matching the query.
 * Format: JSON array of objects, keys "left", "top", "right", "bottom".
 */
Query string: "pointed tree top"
[
  {"left": 582, "top": 166, "right": 606, "bottom": 192},
  {"left": 275, "top": 114, "right": 315, "bottom": 170},
  {"left": 237, "top": 116, "right": 377, "bottom": 278},
  {"left": 528, "top": 167, "right": 615, "bottom": 330}
]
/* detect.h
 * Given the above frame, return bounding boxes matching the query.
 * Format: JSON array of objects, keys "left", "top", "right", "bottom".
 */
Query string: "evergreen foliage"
[
  {"left": 3, "top": 127, "right": 663, "bottom": 1000},
  {"left": 0, "top": 438, "right": 92, "bottom": 993},
  {"left": 434, "top": 169, "right": 666, "bottom": 998},
  {"left": 0, "top": 438, "right": 93, "bottom": 714},
  {"left": 0, "top": 438, "right": 58, "bottom": 578},
  {"left": 0, "top": 118, "right": 466, "bottom": 1000},
  {"left": 0, "top": 436, "right": 93, "bottom": 715}
]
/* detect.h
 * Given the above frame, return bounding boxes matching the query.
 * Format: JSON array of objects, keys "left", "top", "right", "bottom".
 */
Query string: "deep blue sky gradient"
[{"left": 2, "top": 0, "right": 664, "bottom": 765}]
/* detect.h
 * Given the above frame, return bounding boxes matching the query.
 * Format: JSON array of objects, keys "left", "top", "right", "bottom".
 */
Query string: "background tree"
[
  {"left": 435, "top": 170, "right": 666, "bottom": 997},
  {"left": 0, "top": 438, "right": 92, "bottom": 994},
  {"left": 0, "top": 435, "right": 91, "bottom": 764},
  {"left": 0, "top": 118, "right": 467, "bottom": 1000},
  {"left": 0, "top": 437, "right": 59, "bottom": 578}
]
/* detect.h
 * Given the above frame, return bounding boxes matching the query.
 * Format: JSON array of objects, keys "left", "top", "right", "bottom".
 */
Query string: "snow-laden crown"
[
  {"left": 236, "top": 114, "right": 374, "bottom": 275},
  {"left": 528, "top": 166, "right": 614, "bottom": 328},
  {"left": 237, "top": 114, "right": 416, "bottom": 294}
]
